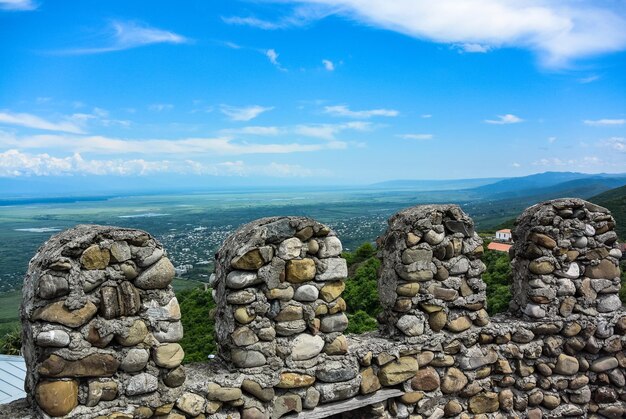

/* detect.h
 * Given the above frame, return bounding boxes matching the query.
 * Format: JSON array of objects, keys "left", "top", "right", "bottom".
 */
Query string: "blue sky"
[{"left": 0, "top": 0, "right": 625, "bottom": 187}]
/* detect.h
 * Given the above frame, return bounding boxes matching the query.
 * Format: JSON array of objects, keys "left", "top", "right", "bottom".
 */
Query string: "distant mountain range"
[
  {"left": 2, "top": 171, "right": 626, "bottom": 207},
  {"left": 376, "top": 171, "right": 626, "bottom": 201}
]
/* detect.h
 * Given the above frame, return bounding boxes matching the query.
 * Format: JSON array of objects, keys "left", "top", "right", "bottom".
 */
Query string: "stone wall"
[
  {"left": 19, "top": 225, "right": 184, "bottom": 418},
  {"left": 6, "top": 198, "right": 626, "bottom": 419}
]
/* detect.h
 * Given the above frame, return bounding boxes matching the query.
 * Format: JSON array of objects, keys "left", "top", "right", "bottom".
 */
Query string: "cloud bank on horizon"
[{"left": 0, "top": 0, "right": 625, "bottom": 184}]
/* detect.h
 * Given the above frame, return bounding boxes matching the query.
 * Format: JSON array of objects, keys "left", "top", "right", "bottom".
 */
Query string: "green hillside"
[{"left": 590, "top": 185, "right": 626, "bottom": 240}]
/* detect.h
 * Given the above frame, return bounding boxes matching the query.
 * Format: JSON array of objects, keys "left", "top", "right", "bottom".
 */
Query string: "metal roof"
[{"left": 0, "top": 354, "right": 26, "bottom": 404}]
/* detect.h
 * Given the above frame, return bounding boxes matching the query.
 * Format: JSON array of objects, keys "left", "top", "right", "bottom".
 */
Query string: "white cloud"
[
  {"left": 294, "top": 122, "right": 371, "bottom": 140},
  {"left": 397, "top": 134, "right": 433, "bottom": 140},
  {"left": 0, "top": 149, "right": 171, "bottom": 177},
  {"left": 578, "top": 75, "right": 600, "bottom": 84},
  {"left": 0, "top": 111, "right": 85, "bottom": 134},
  {"left": 0, "top": 131, "right": 343, "bottom": 156},
  {"left": 322, "top": 59, "right": 335, "bottom": 71},
  {"left": 222, "top": 16, "right": 283, "bottom": 30},
  {"left": 0, "top": 0, "right": 36, "bottom": 11},
  {"left": 149, "top": 103, "right": 174, "bottom": 112},
  {"left": 512, "top": 162, "right": 521, "bottom": 168},
  {"left": 220, "top": 105, "right": 274, "bottom": 121},
  {"left": 277, "top": 0, "right": 626, "bottom": 67},
  {"left": 458, "top": 43, "right": 490, "bottom": 53},
  {"left": 265, "top": 49, "right": 287, "bottom": 71},
  {"left": 583, "top": 118, "right": 625, "bottom": 126},
  {"left": 602, "top": 137, "right": 625, "bottom": 152},
  {"left": 56, "top": 20, "right": 189, "bottom": 55},
  {"left": 533, "top": 156, "right": 605, "bottom": 167},
  {"left": 548, "top": 136, "right": 557, "bottom": 144},
  {"left": 221, "top": 126, "right": 283, "bottom": 136},
  {"left": 222, "top": 6, "right": 332, "bottom": 30},
  {"left": 421, "top": 114, "right": 432, "bottom": 118},
  {"left": 324, "top": 104, "right": 399, "bottom": 118},
  {"left": 0, "top": 149, "right": 328, "bottom": 178},
  {"left": 485, "top": 114, "right": 524, "bottom": 124}
]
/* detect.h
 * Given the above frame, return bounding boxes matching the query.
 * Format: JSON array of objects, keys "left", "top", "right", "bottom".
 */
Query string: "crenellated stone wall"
[
  {"left": 377, "top": 204, "right": 488, "bottom": 340},
  {"left": 4, "top": 198, "right": 625, "bottom": 419},
  {"left": 19, "top": 225, "right": 185, "bottom": 418}
]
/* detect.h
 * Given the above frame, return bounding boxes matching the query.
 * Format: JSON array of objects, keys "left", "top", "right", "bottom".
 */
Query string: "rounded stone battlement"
[
  {"left": 377, "top": 204, "right": 488, "bottom": 341},
  {"left": 510, "top": 198, "right": 622, "bottom": 321},
  {"left": 20, "top": 225, "right": 184, "bottom": 418}
]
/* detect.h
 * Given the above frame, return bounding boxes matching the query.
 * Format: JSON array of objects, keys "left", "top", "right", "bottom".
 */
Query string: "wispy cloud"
[
  {"left": 0, "top": 111, "right": 85, "bottom": 134},
  {"left": 0, "top": 0, "right": 37, "bottom": 11},
  {"left": 583, "top": 118, "right": 625, "bottom": 126},
  {"left": 533, "top": 156, "right": 605, "bottom": 167},
  {"left": 265, "top": 49, "right": 287, "bottom": 71},
  {"left": 222, "top": 16, "right": 283, "bottom": 30},
  {"left": 397, "top": 134, "right": 433, "bottom": 140},
  {"left": 548, "top": 136, "right": 557, "bottom": 144},
  {"left": 601, "top": 137, "right": 625, "bottom": 152},
  {"left": 458, "top": 43, "right": 490, "bottom": 53},
  {"left": 0, "top": 149, "right": 328, "bottom": 178},
  {"left": 294, "top": 121, "right": 371, "bottom": 140},
  {"left": 578, "top": 75, "right": 601, "bottom": 84},
  {"left": 220, "top": 105, "right": 274, "bottom": 121},
  {"left": 149, "top": 103, "right": 174, "bottom": 112},
  {"left": 324, "top": 105, "right": 399, "bottom": 118},
  {"left": 273, "top": 0, "right": 626, "bottom": 68},
  {"left": 55, "top": 20, "right": 189, "bottom": 55},
  {"left": 485, "top": 114, "right": 524, "bottom": 124},
  {"left": 221, "top": 126, "right": 283, "bottom": 136},
  {"left": 222, "top": 6, "right": 333, "bottom": 30},
  {"left": 0, "top": 131, "right": 342, "bottom": 156},
  {"left": 322, "top": 59, "right": 335, "bottom": 71}
]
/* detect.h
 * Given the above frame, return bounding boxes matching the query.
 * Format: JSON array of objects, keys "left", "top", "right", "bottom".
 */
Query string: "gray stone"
[
  {"left": 320, "top": 313, "right": 349, "bottom": 333},
  {"left": 232, "top": 326, "right": 259, "bottom": 347},
  {"left": 315, "top": 377, "right": 361, "bottom": 403},
  {"left": 315, "top": 258, "right": 348, "bottom": 281},
  {"left": 135, "top": 246, "right": 163, "bottom": 268},
  {"left": 293, "top": 284, "right": 319, "bottom": 302},
  {"left": 110, "top": 241, "right": 131, "bottom": 262},
  {"left": 316, "top": 359, "right": 358, "bottom": 383},
  {"left": 134, "top": 257, "right": 175, "bottom": 289},
  {"left": 424, "top": 230, "right": 445, "bottom": 245},
  {"left": 291, "top": 334, "right": 324, "bottom": 360},
  {"left": 232, "top": 349, "right": 266, "bottom": 368},
  {"left": 597, "top": 294, "right": 621, "bottom": 312},
  {"left": 449, "top": 257, "right": 470, "bottom": 275},
  {"left": 276, "top": 319, "right": 307, "bottom": 336},
  {"left": 556, "top": 263, "right": 580, "bottom": 279},
  {"left": 153, "top": 321, "right": 184, "bottom": 343},
  {"left": 590, "top": 356, "right": 618, "bottom": 372},
  {"left": 397, "top": 314, "right": 424, "bottom": 337},
  {"left": 37, "top": 275, "right": 69, "bottom": 299},
  {"left": 401, "top": 248, "right": 432, "bottom": 265},
  {"left": 121, "top": 348, "right": 149, "bottom": 372},
  {"left": 35, "top": 330, "right": 70, "bottom": 347},
  {"left": 317, "top": 236, "right": 343, "bottom": 258},
  {"left": 126, "top": 373, "right": 158, "bottom": 396},
  {"left": 226, "top": 271, "right": 261, "bottom": 289},
  {"left": 523, "top": 304, "right": 546, "bottom": 318},
  {"left": 277, "top": 237, "right": 303, "bottom": 260},
  {"left": 226, "top": 290, "right": 257, "bottom": 304},
  {"left": 557, "top": 278, "right": 576, "bottom": 296}
]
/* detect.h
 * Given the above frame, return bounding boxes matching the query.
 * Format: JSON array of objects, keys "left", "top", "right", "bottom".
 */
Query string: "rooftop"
[
  {"left": 0, "top": 355, "right": 26, "bottom": 405},
  {"left": 488, "top": 242, "right": 512, "bottom": 252}
]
